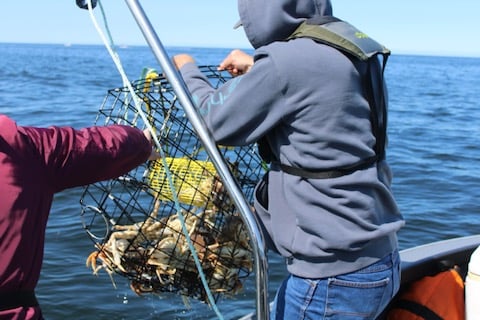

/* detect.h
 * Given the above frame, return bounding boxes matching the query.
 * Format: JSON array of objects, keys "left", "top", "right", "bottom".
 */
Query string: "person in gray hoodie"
[{"left": 173, "top": 0, "right": 404, "bottom": 318}]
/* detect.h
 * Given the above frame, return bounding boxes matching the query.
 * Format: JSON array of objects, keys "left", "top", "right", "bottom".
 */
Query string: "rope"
[{"left": 85, "top": 1, "right": 225, "bottom": 318}]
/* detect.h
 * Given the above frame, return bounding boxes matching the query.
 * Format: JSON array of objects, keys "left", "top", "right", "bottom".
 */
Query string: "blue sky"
[{"left": 1, "top": 1, "right": 479, "bottom": 57}]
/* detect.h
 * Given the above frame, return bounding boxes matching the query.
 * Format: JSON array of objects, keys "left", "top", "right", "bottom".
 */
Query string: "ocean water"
[{"left": 1, "top": 43, "right": 479, "bottom": 319}]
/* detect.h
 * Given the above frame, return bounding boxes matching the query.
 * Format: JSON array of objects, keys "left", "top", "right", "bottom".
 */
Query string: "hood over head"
[{"left": 237, "top": 0, "right": 333, "bottom": 49}]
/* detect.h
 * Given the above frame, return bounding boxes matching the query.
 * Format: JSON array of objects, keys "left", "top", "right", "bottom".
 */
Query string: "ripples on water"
[
  {"left": 387, "top": 54, "right": 480, "bottom": 248},
  {"left": 1, "top": 43, "right": 479, "bottom": 319}
]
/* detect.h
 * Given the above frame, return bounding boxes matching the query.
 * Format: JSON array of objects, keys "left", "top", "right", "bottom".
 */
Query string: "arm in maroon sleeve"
[
  {"left": 19, "top": 124, "right": 152, "bottom": 191},
  {"left": 0, "top": 115, "right": 152, "bottom": 315}
]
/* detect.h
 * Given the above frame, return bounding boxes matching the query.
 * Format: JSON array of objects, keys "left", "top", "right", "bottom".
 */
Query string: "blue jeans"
[{"left": 271, "top": 250, "right": 401, "bottom": 320}]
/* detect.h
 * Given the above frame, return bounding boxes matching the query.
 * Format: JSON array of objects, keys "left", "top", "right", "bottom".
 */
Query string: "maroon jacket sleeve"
[
  {"left": 0, "top": 115, "right": 152, "bottom": 299},
  {"left": 17, "top": 121, "right": 151, "bottom": 192}
]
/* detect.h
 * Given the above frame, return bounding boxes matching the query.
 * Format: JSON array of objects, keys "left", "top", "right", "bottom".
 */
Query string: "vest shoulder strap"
[{"left": 287, "top": 16, "right": 390, "bottom": 61}]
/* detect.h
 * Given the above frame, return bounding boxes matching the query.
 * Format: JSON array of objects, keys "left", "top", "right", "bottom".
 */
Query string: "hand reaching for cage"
[
  {"left": 143, "top": 129, "right": 161, "bottom": 160},
  {"left": 172, "top": 50, "right": 253, "bottom": 78},
  {"left": 218, "top": 49, "right": 253, "bottom": 77},
  {"left": 172, "top": 54, "right": 196, "bottom": 70}
]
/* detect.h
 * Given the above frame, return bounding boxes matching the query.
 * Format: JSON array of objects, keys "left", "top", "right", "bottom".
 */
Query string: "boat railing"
[{"left": 124, "top": 1, "right": 270, "bottom": 319}]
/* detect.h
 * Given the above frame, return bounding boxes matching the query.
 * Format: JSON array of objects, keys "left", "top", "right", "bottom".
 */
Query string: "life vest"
[
  {"left": 258, "top": 16, "right": 390, "bottom": 179},
  {"left": 387, "top": 268, "right": 465, "bottom": 320}
]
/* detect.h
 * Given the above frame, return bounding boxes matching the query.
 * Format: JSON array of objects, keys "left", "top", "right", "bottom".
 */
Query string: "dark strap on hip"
[
  {"left": 392, "top": 299, "right": 443, "bottom": 320},
  {"left": 276, "top": 155, "right": 378, "bottom": 179},
  {"left": 0, "top": 291, "right": 38, "bottom": 311}
]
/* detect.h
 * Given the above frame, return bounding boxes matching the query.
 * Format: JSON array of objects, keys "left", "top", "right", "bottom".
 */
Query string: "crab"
[
  {"left": 86, "top": 199, "right": 163, "bottom": 274},
  {"left": 85, "top": 198, "right": 254, "bottom": 300}
]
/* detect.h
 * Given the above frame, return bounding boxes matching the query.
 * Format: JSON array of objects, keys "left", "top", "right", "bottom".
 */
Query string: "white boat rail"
[{"left": 124, "top": 1, "right": 270, "bottom": 319}]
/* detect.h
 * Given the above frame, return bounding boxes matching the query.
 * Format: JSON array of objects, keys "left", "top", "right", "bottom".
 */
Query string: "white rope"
[{"left": 85, "top": 1, "right": 225, "bottom": 318}]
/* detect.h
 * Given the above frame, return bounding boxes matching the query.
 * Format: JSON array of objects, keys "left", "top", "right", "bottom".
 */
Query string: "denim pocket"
[{"left": 325, "top": 256, "right": 395, "bottom": 319}]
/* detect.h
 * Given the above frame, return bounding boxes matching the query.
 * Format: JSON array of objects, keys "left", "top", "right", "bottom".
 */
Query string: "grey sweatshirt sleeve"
[{"left": 178, "top": 53, "right": 286, "bottom": 146}]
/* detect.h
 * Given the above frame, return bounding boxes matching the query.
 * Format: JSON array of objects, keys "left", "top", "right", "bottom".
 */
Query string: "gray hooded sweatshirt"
[{"left": 178, "top": 0, "right": 405, "bottom": 278}]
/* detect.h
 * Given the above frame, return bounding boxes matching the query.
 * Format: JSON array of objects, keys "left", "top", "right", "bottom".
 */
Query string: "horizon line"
[{"left": 2, "top": 41, "right": 480, "bottom": 59}]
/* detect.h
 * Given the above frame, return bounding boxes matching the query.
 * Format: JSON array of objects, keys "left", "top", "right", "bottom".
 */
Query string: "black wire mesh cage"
[{"left": 80, "top": 66, "right": 265, "bottom": 303}]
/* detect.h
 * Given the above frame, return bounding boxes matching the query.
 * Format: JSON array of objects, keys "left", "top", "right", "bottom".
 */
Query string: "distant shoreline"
[{"left": 1, "top": 41, "right": 480, "bottom": 59}]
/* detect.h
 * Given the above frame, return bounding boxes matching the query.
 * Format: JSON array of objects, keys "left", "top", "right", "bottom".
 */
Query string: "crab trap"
[{"left": 80, "top": 66, "right": 265, "bottom": 303}]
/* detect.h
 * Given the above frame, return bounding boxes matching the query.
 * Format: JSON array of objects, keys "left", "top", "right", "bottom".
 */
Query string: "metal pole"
[{"left": 124, "top": 1, "right": 269, "bottom": 319}]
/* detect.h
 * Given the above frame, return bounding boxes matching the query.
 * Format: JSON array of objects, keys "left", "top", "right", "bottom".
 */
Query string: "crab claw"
[{"left": 86, "top": 251, "right": 102, "bottom": 275}]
